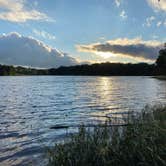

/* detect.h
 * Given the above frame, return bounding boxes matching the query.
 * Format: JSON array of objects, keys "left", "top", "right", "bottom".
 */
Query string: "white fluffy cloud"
[
  {"left": 33, "top": 29, "right": 56, "bottom": 41},
  {"left": 115, "top": 0, "right": 121, "bottom": 7},
  {"left": 0, "top": 32, "right": 78, "bottom": 68},
  {"left": 77, "top": 38, "right": 163, "bottom": 61},
  {"left": 145, "top": 16, "right": 155, "bottom": 27},
  {"left": 147, "top": 0, "right": 166, "bottom": 12},
  {"left": 120, "top": 10, "right": 127, "bottom": 19},
  {"left": 157, "top": 21, "right": 162, "bottom": 27},
  {"left": 0, "top": 0, "right": 53, "bottom": 22}
]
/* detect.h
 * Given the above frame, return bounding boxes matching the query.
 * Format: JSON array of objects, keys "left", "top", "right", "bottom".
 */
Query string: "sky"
[{"left": 0, "top": 0, "right": 166, "bottom": 68}]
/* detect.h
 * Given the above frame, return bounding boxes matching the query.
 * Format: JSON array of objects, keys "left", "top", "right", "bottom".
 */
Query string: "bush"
[{"left": 46, "top": 106, "right": 166, "bottom": 166}]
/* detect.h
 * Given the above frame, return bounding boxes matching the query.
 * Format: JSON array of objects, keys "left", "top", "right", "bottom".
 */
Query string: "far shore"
[{"left": 153, "top": 76, "right": 166, "bottom": 80}]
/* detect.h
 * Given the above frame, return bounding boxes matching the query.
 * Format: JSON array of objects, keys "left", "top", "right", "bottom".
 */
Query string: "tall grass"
[{"left": 46, "top": 105, "right": 166, "bottom": 166}]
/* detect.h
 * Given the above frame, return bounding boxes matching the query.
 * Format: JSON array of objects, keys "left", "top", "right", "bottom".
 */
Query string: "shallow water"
[{"left": 0, "top": 76, "right": 166, "bottom": 165}]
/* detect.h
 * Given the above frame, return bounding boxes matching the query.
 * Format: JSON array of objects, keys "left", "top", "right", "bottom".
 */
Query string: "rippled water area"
[{"left": 0, "top": 76, "right": 166, "bottom": 165}]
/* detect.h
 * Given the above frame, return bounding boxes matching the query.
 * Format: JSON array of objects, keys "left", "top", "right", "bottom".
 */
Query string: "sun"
[{"left": 95, "top": 52, "right": 116, "bottom": 59}]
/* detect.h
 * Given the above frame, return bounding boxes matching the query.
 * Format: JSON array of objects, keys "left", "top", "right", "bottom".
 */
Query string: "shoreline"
[{"left": 152, "top": 76, "right": 166, "bottom": 80}]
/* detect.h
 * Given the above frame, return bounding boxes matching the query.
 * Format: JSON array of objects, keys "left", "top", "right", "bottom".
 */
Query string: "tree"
[{"left": 156, "top": 43, "right": 166, "bottom": 68}]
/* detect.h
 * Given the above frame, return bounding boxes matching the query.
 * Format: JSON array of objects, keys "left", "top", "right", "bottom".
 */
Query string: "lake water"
[{"left": 0, "top": 76, "right": 166, "bottom": 166}]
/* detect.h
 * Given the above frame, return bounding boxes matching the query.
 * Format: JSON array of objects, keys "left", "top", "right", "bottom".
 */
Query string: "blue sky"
[{"left": 0, "top": 0, "right": 166, "bottom": 67}]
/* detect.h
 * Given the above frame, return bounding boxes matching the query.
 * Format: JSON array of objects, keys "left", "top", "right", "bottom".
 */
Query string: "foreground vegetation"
[{"left": 46, "top": 106, "right": 166, "bottom": 166}]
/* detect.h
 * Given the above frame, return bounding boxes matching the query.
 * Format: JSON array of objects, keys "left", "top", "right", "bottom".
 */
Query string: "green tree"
[{"left": 156, "top": 43, "right": 166, "bottom": 68}]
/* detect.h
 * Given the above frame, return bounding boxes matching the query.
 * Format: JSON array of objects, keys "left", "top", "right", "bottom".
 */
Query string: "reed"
[{"left": 46, "top": 105, "right": 166, "bottom": 166}]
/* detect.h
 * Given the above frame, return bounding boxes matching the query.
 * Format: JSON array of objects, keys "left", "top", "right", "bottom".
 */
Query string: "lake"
[{"left": 0, "top": 76, "right": 166, "bottom": 166}]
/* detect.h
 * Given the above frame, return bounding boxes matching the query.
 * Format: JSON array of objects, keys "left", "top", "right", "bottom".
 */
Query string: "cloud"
[
  {"left": 0, "top": 0, "right": 53, "bottom": 22},
  {"left": 157, "top": 21, "right": 162, "bottom": 27},
  {"left": 76, "top": 38, "right": 163, "bottom": 62},
  {"left": 33, "top": 29, "right": 56, "bottom": 41},
  {"left": 146, "top": 0, "right": 166, "bottom": 12},
  {"left": 145, "top": 16, "right": 155, "bottom": 27},
  {"left": 115, "top": 0, "right": 121, "bottom": 7},
  {"left": 0, "top": 32, "right": 78, "bottom": 68},
  {"left": 120, "top": 10, "right": 127, "bottom": 19}
]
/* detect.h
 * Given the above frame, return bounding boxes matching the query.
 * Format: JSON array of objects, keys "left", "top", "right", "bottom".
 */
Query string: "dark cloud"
[
  {"left": 77, "top": 38, "right": 163, "bottom": 61},
  {"left": 0, "top": 32, "right": 78, "bottom": 68}
]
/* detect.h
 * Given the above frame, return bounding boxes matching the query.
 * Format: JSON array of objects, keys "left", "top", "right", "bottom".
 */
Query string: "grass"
[{"left": 46, "top": 105, "right": 166, "bottom": 166}]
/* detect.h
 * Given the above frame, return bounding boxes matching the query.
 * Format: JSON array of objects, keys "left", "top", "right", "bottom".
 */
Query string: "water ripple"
[{"left": 0, "top": 76, "right": 166, "bottom": 165}]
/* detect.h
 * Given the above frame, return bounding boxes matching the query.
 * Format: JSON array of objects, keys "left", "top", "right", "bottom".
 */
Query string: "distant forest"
[
  {"left": 0, "top": 46, "right": 166, "bottom": 76},
  {"left": 0, "top": 62, "right": 165, "bottom": 76}
]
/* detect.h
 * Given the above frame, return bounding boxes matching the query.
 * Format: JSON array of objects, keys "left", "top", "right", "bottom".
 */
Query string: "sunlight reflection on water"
[{"left": 0, "top": 76, "right": 166, "bottom": 165}]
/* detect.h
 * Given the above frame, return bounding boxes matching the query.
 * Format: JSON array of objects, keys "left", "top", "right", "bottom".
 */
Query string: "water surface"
[{"left": 0, "top": 76, "right": 166, "bottom": 165}]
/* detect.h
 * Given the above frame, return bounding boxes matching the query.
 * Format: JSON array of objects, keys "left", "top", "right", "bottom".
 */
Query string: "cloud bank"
[
  {"left": 77, "top": 38, "right": 163, "bottom": 62},
  {"left": 0, "top": 32, "right": 78, "bottom": 68},
  {"left": 0, "top": 0, "right": 53, "bottom": 22}
]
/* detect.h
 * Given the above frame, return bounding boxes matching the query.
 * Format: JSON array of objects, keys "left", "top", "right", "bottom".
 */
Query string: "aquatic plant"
[{"left": 46, "top": 105, "right": 166, "bottom": 166}]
